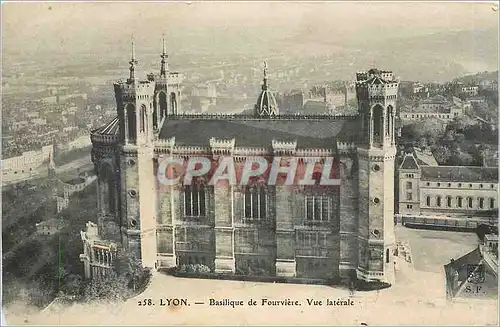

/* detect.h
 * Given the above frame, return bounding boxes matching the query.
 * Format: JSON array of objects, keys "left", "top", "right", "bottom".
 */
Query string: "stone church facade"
[{"left": 81, "top": 39, "right": 399, "bottom": 284}]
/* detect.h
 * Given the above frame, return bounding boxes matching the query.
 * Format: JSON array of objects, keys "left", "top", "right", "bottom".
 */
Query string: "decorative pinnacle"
[
  {"left": 262, "top": 61, "right": 268, "bottom": 90},
  {"left": 131, "top": 35, "right": 137, "bottom": 63},
  {"left": 162, "top": 34, "right": 167, "bottom": 56},
  {"left": 129, "top": 35, "right": 138, "bottom": 81},
  {"left": 160, "top": 34, "right": 169, "bottom": 77}
]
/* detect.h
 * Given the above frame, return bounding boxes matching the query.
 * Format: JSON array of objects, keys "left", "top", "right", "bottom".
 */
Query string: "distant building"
[
  {"left": 452, "top": 82, "right": 479, "bottom": 97},
  {"left": 400, "top": 96, "right": 469, "bottom": 123},
  {"left": 400, "top": 81, "right": 429, "bottom": 98},
  {"left": 305, "top": 83, "right": 356, "bottom": 114},
  {"left": 54, "top": 171, "right": 97, "bottom": 213},
  {"left": 190, "top": 84, "right": 217, "bottom": 112},
  {"left": 324, "top": 83, "right": 356, "bottom": 110},
  {"left": 444, "top": 232, "right": 498, "bottom": 300},
  {"left": 1, "top": 144, "right": 54, "bottom": 181},
  {"left": 282, "top": 89, "right": 305, "bottom": 113},
  {"left": 468, "top": 96, "right": 487, "bottom": 105},
  {"left": 36, "top": 218, "right": 66, "bottom": 237},
  {"left": 55, "top": 190, "right": 70, "bottom": 213},
  {"left": 397, "top": 152, "right": 499, "bottom": 228},
  {"left": 303, "top": 99, "right": 330, "bottom": 114}
]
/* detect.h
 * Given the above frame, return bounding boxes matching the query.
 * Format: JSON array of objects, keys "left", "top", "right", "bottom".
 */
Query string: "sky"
[
  {"left": 3, "top": 2, "right": 498, "bottom": 54},
  {"left": 1, "top": 2, "right": 498, "bottom": 81}
]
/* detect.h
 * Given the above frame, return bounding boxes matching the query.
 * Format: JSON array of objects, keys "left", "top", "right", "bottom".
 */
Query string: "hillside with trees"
[
  {"left": 2, "top": 182, "right": 150, "bottom": 309},
  {"left": 400, "top": 116, "right": 497, "bottom": 166}
]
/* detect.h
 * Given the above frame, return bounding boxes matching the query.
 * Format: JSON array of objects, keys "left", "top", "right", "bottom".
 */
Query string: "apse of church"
[{"left": 86, "top": 39, "right": 399, "bottom": 285}]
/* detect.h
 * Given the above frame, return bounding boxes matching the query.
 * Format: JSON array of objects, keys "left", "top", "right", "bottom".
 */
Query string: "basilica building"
[{"left": 81, "top": 39, "right": 399, "bottom": 285}]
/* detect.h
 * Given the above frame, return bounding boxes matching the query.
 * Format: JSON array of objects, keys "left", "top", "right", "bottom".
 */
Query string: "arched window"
[
  {"left": 170, "top": 92, "right": 177, "bottom": 115},
  {"left": 386, "top": 248, "right": 390, "bottom": 264},
  {"left": 184, "top": 183, "right": 206, "bottom": 217},
  {"left": 139, "top": 105, "right": 147, "bottom": 133},
  {"left": 244, "top": 185, "right": 267, "bottom": 219},
  {"left": 467, "top": 197, "right": 473, "bottom": 208},
  {"left": 386, "top": 106, "right": 391, "bottom": 136},
  {"left": 99, "top": 163, "right": 115, "bottom": 215},
  {"left": 436, "top": 196, "right": 442, "bottom": 207},
  {"left": 490, "top": 198, "right": 495, "bottom": 209},
  {"left": 479, "top": 198, "right": 484, "bottom": 209},
  {"left": 372, "top": 105, "right": 383, "bottom": 144},
  {"left": 159, "top": 92, "right": 167, "bottom": 121},
  {"left": 126, "top": 104, "right": 136, "bottom": 141},
  {"left": 457, "top": 196, "right": 463, "bottom": 208},
  {"left": 426, "top": 196, "right": 431, "bottom": 207},
  {"left": 446, "top": 196, "right": 452, "bottom": 207},
  {"left": 406, "top": 181, "right": 412, "bottom": 189}
]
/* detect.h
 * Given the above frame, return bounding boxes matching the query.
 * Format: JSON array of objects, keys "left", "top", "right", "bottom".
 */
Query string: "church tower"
[
  {"left": 355, "top": 69, "right": 398, "bottom": 284},
  {"left": 152, "top": 35, "right": 183, "bottom": 131},
  {"left": 113, "top": 38, "right": 157, "bottom": 268}
]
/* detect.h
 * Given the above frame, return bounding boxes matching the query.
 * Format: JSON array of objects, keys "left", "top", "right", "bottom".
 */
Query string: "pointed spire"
[
  {"left": 162, "top": 34, "right": 166, "bottom": 55},
  {"left": 129, "top": 34, "right": 138, "bottom": 82},
  {"left": 160, "top": 34, "right": 169, "bottom": 78},
  {"left": 262, "top": 61, "right": 268, "bottom": 91},
  {"left": 131, "top": 35, "right": 136, "bottom": 61}
]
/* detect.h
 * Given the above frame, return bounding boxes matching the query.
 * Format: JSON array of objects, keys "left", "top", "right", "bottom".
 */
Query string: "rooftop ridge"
[
  {"left": 165, "top": 113, "right": 358, "bottom": 121},
  {"left": 422, "top": 165, "right": 498, "bottom": 170}
]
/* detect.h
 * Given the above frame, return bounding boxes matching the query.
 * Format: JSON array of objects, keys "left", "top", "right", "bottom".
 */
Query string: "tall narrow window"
[
  {"left": 139, "top": 105, "right": 147, "bottom": 133},
  {"left": 170, "top": 92, "right": 177, "bottom": 115},
  {"left": 159, "top": 92, "right": 167, "bottom": 120},
  {"left": 244, "top": 186, "right": 267, "bottom": 219},
  {"left": 446, "top": 196, "right": 452, "bottom": 208},
  {"left": 305, "top": 195, "right": 330, "bottom": 221},
  {"left": 426, "top": 196, "right": 431, "bottom": 207},
  {"left": 479, "top": 198, "right": 484, "bottom": 209},
  {"left": 436, "top": 196, "right": 442, "bottom": 207},
  {"left": 126, "top": 104, "right": 136, "bottom": 140},
  {"left": 184, "top": 184, "right": 206, "bottom": 217},
  {"left": 406, "top": 181, "right": 412, "bottom": 189},
  {"left": 467, "top": 197, "right": 473, "bottom": 208},
  {"left": 457, "top": 196, "right": 463, "bottom": 208},
  {"left": 490, "top": 198, "right": 495, "bottom": 209},
  {"left": 372, "top": 105, "right": 383, "bottom": 144},
  {"left": 386, "top": 107, "right": 391, "bottom": 136}
]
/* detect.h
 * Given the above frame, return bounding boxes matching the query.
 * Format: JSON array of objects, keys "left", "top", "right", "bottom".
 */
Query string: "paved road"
[
  {"left": 55, "top": 156, "right": 93, "bottom": 174},
  {"left": 2, "top": 155, "right": 93, "bottom": 186}
]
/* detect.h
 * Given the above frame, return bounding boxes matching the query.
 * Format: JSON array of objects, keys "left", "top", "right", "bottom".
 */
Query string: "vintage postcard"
[{"left": 1, "top": 1, "right": 499, "bottom": 325}]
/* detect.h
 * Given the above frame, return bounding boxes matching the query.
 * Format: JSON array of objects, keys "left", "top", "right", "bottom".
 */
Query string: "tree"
[
  {"left": 433, "top": 146, "right": 452, "bottom": 165},
  {"left": 417, "top": 137, "right": 427, "bottom": 150},
  {"left": 401, "top": 118, "right": 445, "bottom": 146},
  {"left": 454, "top": 133, "right": 465, "bottom": 144},
  {"left": 114, "top": 248, "right": 144, "bottom": 292},
  {"left": 60, "top": 273, "right": 84, "bottom": 298},
  {"left": 82, "top": 271, "right": 130, "bottom": 301},
  {"left": 447, "top": 150, "right": 474, "bottom": 166}
]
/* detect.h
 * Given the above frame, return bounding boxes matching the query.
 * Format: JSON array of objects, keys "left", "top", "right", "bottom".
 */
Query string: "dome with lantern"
[{"left": 255, "top": 62, "right": 279, "bottom": 117}]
